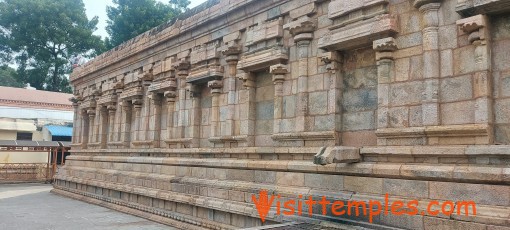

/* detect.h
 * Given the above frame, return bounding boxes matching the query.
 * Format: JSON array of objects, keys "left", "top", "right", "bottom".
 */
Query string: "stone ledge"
[
  {"left": 69, "top": 146, "right": 322, "bottom": 155},
  {"left": 131, "top": 140, "right": 154, "bottom": 146},
  {"left": 63, "top": 156, "right": 510, "bottom": 184},
  {"left": 208, "top": 135, "right": 249, "bottom": 143},
  {"left": 360, "top": 145, "right": 510, "bottom": 156},
  {"left": 54, "top": 175, "right": 510, "bottom": 228},
  {"left": 164, "top": 138, "right": 193, "bottom": 144},
  {"left": 51, "top": 187, "right": 228, "bottom": 230},
  {"left": 271, "top": 131, "right": 337, "bottom": 141},
  {"left": 376, "top": 124, "right": 493, "bottom": 145}
]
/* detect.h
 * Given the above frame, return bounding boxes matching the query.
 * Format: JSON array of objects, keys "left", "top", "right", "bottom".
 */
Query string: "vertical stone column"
[
  {"left": 99, "top": 106, "right": 108, "bottom": 149},
  {"left": 270, "top": 64, "right": 288, "bottom": 134},
  {"left": 87, "top": 109, "right": 96, "bottom": 147},
  {"left": 164, "top": 89, "right": 177, "bottom": 143},
  {"left": 415, "top": 0, "right": 441, "bottom": 126},
  {"left": 457, "top": 15, "right": 493, "bottom": 143},
  {"left": 81, "top": 109, "right": 89, "bottom": 148},
  {"left": 320, "top": 51, "right": 343, "bottom": 144},
  {"left": 208, "top": 80, "right": 223, "bottom": 138},
  {"left": 107, "top": 104, "right": 116, "bottom": 143},
  {"left": 93, "top": 106, "right": 101, "bottom": 143},
  {"left": 120, "top": 100, "right": 132, "bottom": 146},
  {"left": 174, "top": 62, "right": 190, "bottom": 144},
  {"left": 132, "top": 98, "right": 143, "bottom": 142},
  {"left": 285, "top": 17, "right": 315, "bottom": 132},
  {"left": 373, "top": 38, "right": 398, "bottom": 130},
  {"left": 187, "top": 84, "right": 201, "bottom": 147},
  {"left": 222, "top": 46, "right": 241, "bottom": 137},
  {"left": 238, "top": 71, "right": 256, "bottom": 146},
  {"left": 149, "top": 93, "right": 162, "bottom": 148},
  {"left": 71, "top": 99, "right": 80, "bottom": 144}
]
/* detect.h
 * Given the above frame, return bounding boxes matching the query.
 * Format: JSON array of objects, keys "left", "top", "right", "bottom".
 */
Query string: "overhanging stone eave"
[
  {"left": 70, "top": 0, "right": 290, "bottom": 83},
  {"left": 456, "top": 0, "right": 510, "bottom": 16},
  {"left": 318, "top": 15, "right": 399, "bottom": 51}
]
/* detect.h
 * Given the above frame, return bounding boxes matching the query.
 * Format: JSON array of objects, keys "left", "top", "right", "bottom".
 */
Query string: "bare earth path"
[{"left": 0, "top": 183, "right": 173, "bottom": 230}]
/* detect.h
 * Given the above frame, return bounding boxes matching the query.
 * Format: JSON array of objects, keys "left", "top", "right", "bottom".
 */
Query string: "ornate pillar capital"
[
  {"left": 319, "top": 51, "right": 342, "bottom": 73},
  {"left": 270, "top": 64, "right": 288, "bottom": 83},
  {"left": 208, "top": 80, "right": 223, "bottom": 94},
  {"left": 373, "top": 37, "right": 399, "bottom": 61}
]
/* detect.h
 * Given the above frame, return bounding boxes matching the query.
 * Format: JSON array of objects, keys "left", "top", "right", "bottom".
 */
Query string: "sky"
[{"left": 83, "top": 0, "right": 206, "bottom": 38}]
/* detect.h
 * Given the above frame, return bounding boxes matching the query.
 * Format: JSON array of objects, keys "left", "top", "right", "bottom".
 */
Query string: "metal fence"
[{"left": 0, "top": 163, "right": 52, "bottom": 182}]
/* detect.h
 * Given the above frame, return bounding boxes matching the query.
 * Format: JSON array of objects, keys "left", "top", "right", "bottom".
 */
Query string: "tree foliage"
[
  {"left": 0, "top": 65, "right": 23, "bottom": 88},
  {"left": 106, "top": 0, "right": 190, "bottom": 49},
  {"left": 0, "top": 0, "right": 104, "bottom": 92}
]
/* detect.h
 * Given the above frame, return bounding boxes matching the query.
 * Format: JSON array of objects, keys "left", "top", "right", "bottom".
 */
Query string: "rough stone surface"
[{"left": 58, "top": 0, "right": 510, "bottom": 229}]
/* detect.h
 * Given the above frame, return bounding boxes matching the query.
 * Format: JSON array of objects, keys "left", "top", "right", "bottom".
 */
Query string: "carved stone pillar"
[
  {"left": 174, "top": 61, "right": 190, "bottom": 145},
  {"left": 457, "top": 14, "right": 493, "bottom": 143},
  {"left": 208, "top": 80, "right": 223, "bottom": 139},
  {"left": 286, "top": 18, "right": 315, "bottom": 132},
  {"left": 99, "top": 106, "right": 108, "bottom": 148},
  {"left": 80, "top": 109, "right": 89, "bottom": 148},
  {"left": 222, "top": 45, "right": 241, "bottom": 137},
  {"left": 187, "top": 84, "right": 201, "bottom": 148},
  {"left": 415, "top": 0, "right": 441, "bottom": 126},
  {"left": 70, "top": 98, "right": 80, "bottom": 144},
  {"left": 270, "top": 64, "right": 288, "bottom": 134},
  {"left": 132, "top": 98, "right": 143, "bottom": 142},
  {"left": 164, "top": 90, "right": 177, "bottom": 144},
  {"left": 238, "top": 71, "right": 256, "bottom": 146},
  {"left": 107, "top": 104, "right": 116, "bottom": 143},
  {"left": 148, "top": 92, "right": 162, "bottom": 147},
  {"left": 120, "top": 100, "right": 132, "bottom": 146},
  {"left": 320, "top": 51, "right": 343, "bottom": 144},
  {"left": 373, "top": 38, "right": 398, "bottom": 131},
  {"left": 87, "top": 109, "right": 96, "bottom": 148}
]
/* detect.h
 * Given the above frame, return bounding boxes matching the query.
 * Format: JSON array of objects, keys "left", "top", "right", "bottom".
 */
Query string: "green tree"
[
  {"left": 0, "top": 65, "right": 23, "bottom": 88},
  {"left": 106, "top": 0, "right": 190, "bottom": 49},
  {"left": 0, "top": 0, "right": 104, "bottom": 93}
]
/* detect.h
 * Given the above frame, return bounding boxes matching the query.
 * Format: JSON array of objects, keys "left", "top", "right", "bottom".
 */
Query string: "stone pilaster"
[
  {"left": 270, "top": 64, "right": 288, "bottom": 135},
  {"left": 415, "top": 0, "right": 441, "bottom": 126},
  {"left": 149, "top": 92, "right": 162, "bottom": 148},
  {"left": 285, "top": 17, "right": 315, "bottom": 132},
  {"left": 164, "top": 89, "right": 177, "bottom": 144},
  {"left": 174, "top": 60, "right": 190, "bottom": 146},
  {"left": 99, "top": 106, "right": 108, "bottom": 149},
  {"left": 222, "top": 45, "right": 241, "bottom": 138},
  {"left": 120, "top": 100, "right": 132, "bottom": 146},
  {"left": 132, "top": 98, "right": 143, "bottom": 142},
  {"left": 320, "top": 51, "right": 343, "bottom": 144},
  {"left": 457, "top": 14, "right": 493, "bottom": 143},
  {"left": 87, "top": 109, "right": 96, "bottom": 148},
  {"left": 238, "top": 71, "right": 256, "bottom": 146},
  {"left": 80, "top": 109, "right": 89, "bottom": 148},
  {"left": 70, "top": 98, "right": 80, "bottom": 145},
  {"left": 186, "top": 84, "right": 201, "bottom": 148},
  {"left": 373, "top": 38, "right": 398, "bottom": 131},
  {"left": 107, "top": 104, "right": 116, "bottom": 143},
  {"left": 208, "top": 80, "right": 223, "bottom": 140}
]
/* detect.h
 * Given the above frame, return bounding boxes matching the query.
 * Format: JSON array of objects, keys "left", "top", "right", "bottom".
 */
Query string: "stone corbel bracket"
[
  {"left": 313, "top": 146, "right": 361, "bottom": 165},
  {"left": 319, "top": 51, "right": 342, "bottom": 73},
  {"left": 457, "top": 14, "right": 489, "bottom": 45}
]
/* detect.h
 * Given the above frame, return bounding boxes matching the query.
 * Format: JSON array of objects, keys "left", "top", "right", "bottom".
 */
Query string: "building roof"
[
  {"left": 0, "top": 86, "right": 73, "bottom": 111},
  {"left": 45, "top": 125, "right": 73, "bottom": 137}
]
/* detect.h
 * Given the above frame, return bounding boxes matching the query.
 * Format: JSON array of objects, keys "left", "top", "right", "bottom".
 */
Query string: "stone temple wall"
[{"left": 53, "top": 0, "right": 510, "bottom": 229}]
